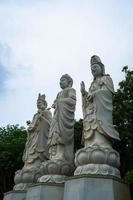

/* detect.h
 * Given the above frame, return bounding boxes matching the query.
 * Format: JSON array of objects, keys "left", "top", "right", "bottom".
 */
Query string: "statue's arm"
[
  {"left": 52, "top": 100, "right": 57, "bottom": 108},
  {"left": 80, "top": 81, "right": 88, "bottom": 96},
  {"left": 62, "top": 88, "right": 76, "bottom": 103},
  {"left": 68, "top": 88, "right": 76, "bottom": 100},
  {"left": 27, "top": 113, "right": 39, "bottom": 132}
]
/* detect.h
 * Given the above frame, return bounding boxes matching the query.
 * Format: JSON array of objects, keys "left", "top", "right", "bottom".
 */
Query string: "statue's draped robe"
[
  {"left": 23, "top": 110, "right": 52, "bottom": 166},
  {"left": 82, "top": 75, "right": 119, "bottom": 144},
  {"left": 48, "top": 87, "right": 76, "bottom": 163}
]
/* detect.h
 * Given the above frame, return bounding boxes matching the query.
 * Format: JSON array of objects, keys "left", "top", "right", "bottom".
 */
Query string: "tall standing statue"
[
  {"left": 14, "top": 94, "right": 52, "bottom": 190},
  {"left": 74, "top": 55, "right": 120, "bottom": 177},
  {"left": 39, "top": 74, "right": 76, "bottom": 183}
]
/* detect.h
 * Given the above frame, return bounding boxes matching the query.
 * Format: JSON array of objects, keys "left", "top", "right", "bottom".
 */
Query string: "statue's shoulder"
[
  {"left": 102, "top": 74, "right": 112, "bottom": 81},
  {"left": 64, "top": 87, "right": 76, "bottom": 93},
  {"left": 102, "top": 75, "right": 115, "bottom": 94},
  {"left": 68, "top": 87, "right": 76, "bottom": 96},
  {"left": 65, "top": 87, "right": 76, "bottom": 100},
  {"left": 69, "top": 87, "right": 76, "bottom": 92},
  {"left": 32, "top": 112, "right": 39, "bottom": 119},
  {"left": 43, "top": 109, "right": 52, "bottom": 120},
  {"left": 46, "top": 109, "right": 52, "bottom": 116}
]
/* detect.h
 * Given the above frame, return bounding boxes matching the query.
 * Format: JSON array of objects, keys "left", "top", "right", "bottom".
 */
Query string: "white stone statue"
[
  {"left": 39, "top": 74, "right": 76, "bottom": 183},
  {"left": 74, "top": 55, "right": 120, "bottom": 177},
  {"left": 14, "top": 94, "right": 52, "bottom": 190}
]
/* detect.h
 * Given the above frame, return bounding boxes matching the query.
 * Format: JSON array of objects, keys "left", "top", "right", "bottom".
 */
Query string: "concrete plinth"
[
  {"left": 63, "top": 175, "right": 131, "bottom": 200},
  {"left": 4, "top": 190, "right": 26, "bottom": 200},
  {"left": 25, "top": 182, "right": 64, "bottom": 200}
]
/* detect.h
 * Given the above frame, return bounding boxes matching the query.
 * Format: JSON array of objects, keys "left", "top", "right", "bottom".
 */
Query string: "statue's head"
[
  {"left": 90, "top": 55, "right": 105, "bottom": 78},
  {"left": 37, "top": 93, "right": 47, "bottom": 110},
  {"left": 60, "top": 74, "right": 73, "bottom": 89}
]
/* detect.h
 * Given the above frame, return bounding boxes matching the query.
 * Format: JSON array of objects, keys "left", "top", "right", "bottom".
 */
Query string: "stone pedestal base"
[
  {"left": 63, "top": 175, "right": 131, "bottom": 200},
  {"left": 74, "top": 164, "right": 120, "bottom": 178},
  {"left": 74, "top": 147, "right": 120, "bottom": 178},
  {"left": 39, "top": 159, "right": 74, "bottom": 183},
  {"left": 4, "top": 190, "right": 26, "bottom": 200},
  {"left": 25, "top": 183, "right": 64, "bottom": 200},
  {"left": 38, "top": 175, "right": 66, "bottom": 183}
]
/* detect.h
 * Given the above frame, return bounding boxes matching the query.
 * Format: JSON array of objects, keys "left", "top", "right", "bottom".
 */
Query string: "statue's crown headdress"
[
  {"left": 38, "top": 93, "right": 46, "bottom": 101},
  {"left": 91, "top": 55, "right": 102, "bottom": 65},
  {"left": 90, "top": 55, "right": 105, "bottom": 75},
  {"left": 37, "top": 93, "right": 47, "bottom": 107}
]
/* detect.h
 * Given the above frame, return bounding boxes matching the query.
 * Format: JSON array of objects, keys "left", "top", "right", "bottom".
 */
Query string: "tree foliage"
[
  {"left": 113, "top": 66, "right": 133, "bottom": 177},
  {"left": 0, "top": 125, "right": 26, "bottom": 199},
  {"left": 74, "top": 119, "right": 83, "bottom": 152}
]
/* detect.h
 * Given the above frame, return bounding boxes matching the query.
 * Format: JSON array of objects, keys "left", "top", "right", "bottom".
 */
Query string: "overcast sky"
[{"left": 0, "top": 0, "right": 133, "bottom": 127}]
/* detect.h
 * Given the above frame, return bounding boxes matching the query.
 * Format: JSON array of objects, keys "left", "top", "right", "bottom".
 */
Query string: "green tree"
[
  {"left": 74, "top": 119, "right": 83, "bottom": 152},
  {"left": 0, "top": 125, "right": 26, "bottom": 199},
  {"left": 113, "top": 66, "right": 133, "bottom": 178}
]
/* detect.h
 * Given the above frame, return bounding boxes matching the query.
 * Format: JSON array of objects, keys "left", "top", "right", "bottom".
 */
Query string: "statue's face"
[
  {"left": 37, "top": 99, "right": 46, "bottom": 110},
  {"left": 91, "top": 64, "right": 102, "bottom": 78},
  {"left": 60, "top": 77, "right": 69, "bottom": 89},
  {"left": 37, "top": 100, "right": 42, "bottom": 109}
]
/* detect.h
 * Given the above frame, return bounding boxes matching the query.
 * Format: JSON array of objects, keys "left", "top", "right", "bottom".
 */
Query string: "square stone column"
[
  {"left": 25, "top": 182, "right": 64, "bottom": 200},
  {"left": 3, "top": 190, "right": 26, "bottom": 200},
  {"left": 63, "top": 175, "right": 131, "bottom": 200}
]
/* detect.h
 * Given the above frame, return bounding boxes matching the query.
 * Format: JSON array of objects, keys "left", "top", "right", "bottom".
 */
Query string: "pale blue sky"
[
  {"left": 0, "top": 0, "right": 133, "bottom": 126},
  {"left": 0, "top": 65, "right": 8, "bottom": 94}
]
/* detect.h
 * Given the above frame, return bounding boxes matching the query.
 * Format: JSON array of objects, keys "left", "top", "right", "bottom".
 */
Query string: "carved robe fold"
[
  {"left": 82, "top": 75, "right": 119, "bottom": 144},
  {"left": 48, "top": 87, "right": 76, "bottom": 162},
  {"left": 23, "top": 110, "right": 52, "bottom": 165}
]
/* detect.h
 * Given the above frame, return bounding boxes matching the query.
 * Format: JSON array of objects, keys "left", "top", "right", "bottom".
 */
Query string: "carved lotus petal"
[
  {"left": 14, "top": 170, "right": 22, "bottom": 184},
  {"left": 47, "top": 162, "right": 60, "bottom": 174},
  {"left": 108, "top": 152, "right": 120, "bottom": 167},
  {"left": 77, "top": 151, "right": 88, "bottom": 166},
  {"left": 22, "top": 171, "right": 34, "bottom": 183},
  {"left": 91, "top": 149, "right": 105, "bottom": 164},
  {"left": 61, "top": 164, "right": 70, "bottom": 175},
  {"left": 34, "top": 172, "right": 42, "bottom": 182}
]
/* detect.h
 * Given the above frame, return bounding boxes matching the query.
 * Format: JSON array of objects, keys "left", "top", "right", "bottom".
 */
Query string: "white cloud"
[{"left": 0, "top": 0, "right": 133, "bottom": 126}]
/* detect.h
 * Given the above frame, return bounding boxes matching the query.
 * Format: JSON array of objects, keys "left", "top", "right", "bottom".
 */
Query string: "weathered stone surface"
[
  {"left": 4, "top": 190, "right": 26, "bottom": 200},
  {"left": 76, "top": 55, "right": 120, "bottom": 177},
  {"left": 25, "top": 183, "right": 64, "bottom": 200},
  {"left": 39, "top": 74, "right": 76, "bottom": 183},
  {"left": 63, "top": 175, "right": 131, "bottom": 200},
  {"left": 14, "top": 94, "right": 52, "bottom": 190},
  {"left": 74, "top": 146, "right": 120, "bottom": 177}
]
